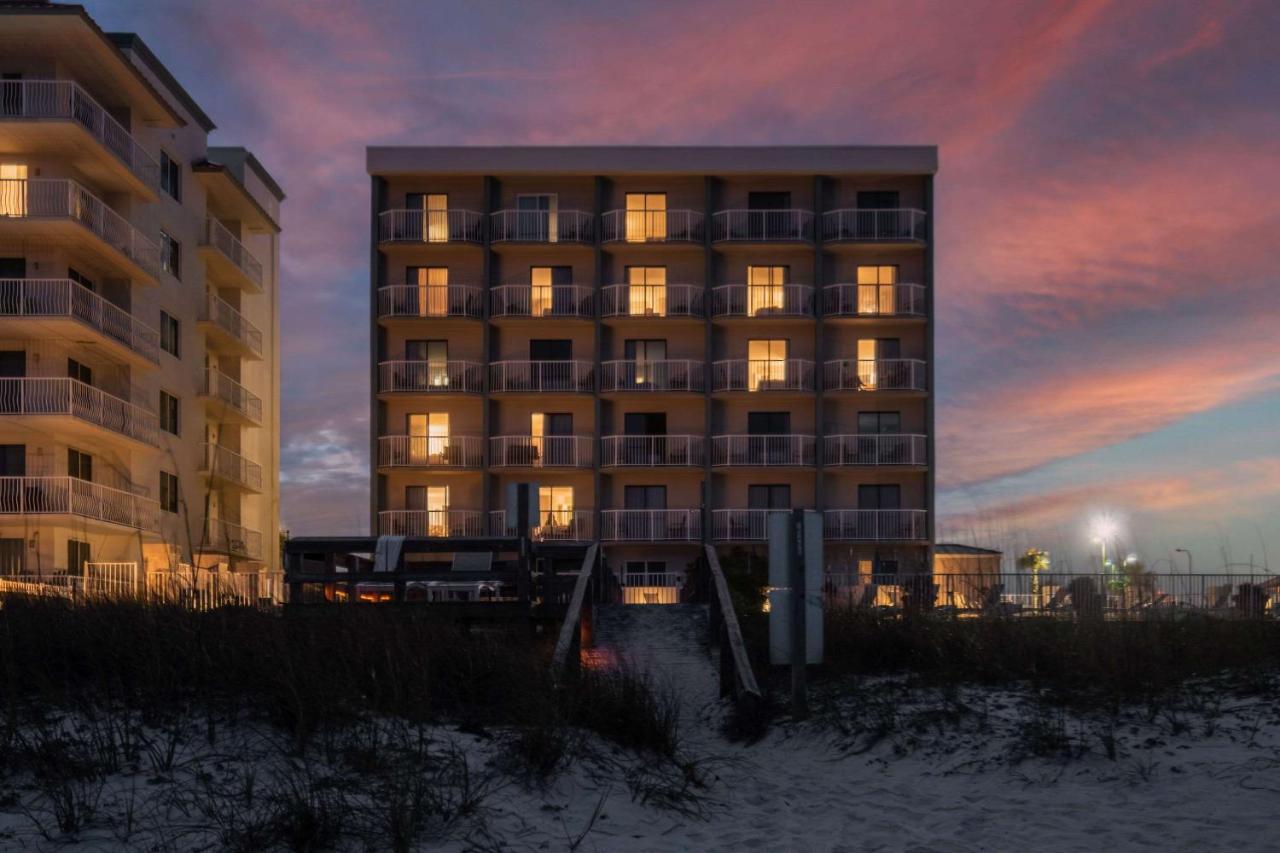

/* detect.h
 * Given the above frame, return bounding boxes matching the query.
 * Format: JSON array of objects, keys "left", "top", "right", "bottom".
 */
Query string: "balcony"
[
  {"left": 377, "top": 360, "right": 484, "bottom": 395},
  {"left": 712, "top": 359, "right": 815, "bottom": 393},
  {"left": 203, "top": 519, "right": 264, "bottom": 560},
  {"left": 711, "top": 285, "right": 814, "bottom": 319},
  {"left": 377, "top": 209, "right": 483, "bottom": 244},
  {"left": 491, "top": 509, "right": 594, "bottom": 542},
  {"left": 711, "top": 209, "right": 813, "bottom": 243},
  {"left": 825, "top": 434, "right": 927, "bottom": 467},
  {"left": 0, "top": 476, "right": 159, "bottom": 531},
  {"left": 823, "top": 359, "right": 927, "bottom": 392},
  {"left": 712, "top": 434, "right": 816, "bottom": 467},
  {"left": 600, "top": 359, "right": 704, "bottom": 393},
  {"left": 201, "top": 444, "right": 263, "bottom": 492},
  {"left": 201, "top": 368, "right": 263, "bottom": 424},
  {"left": 823, "top": 283, "right": 926, "bottom": 318},
  {"left": 490, "top": 209, "right": 593, "bottom": 244},
  {"left": 601, "top": 284, "right": 704, "bottom": 319},
  {"left": 377, "top": 285, "right": 483, "bottom": 320},
  {"left": 489, "top": 360, "right": 593, "bottom": 394},
  {"left": 379, "top": 509, "right": 486, "bottom": 538},
  {"left": 601, "top": 435, "right": 704, "bottom": 467},
  {"left": 0, "top": 178, "right": 159, "bottom": 282},
  {"left": 602, "top": 509, "right": 702, "bottom": 543},
  {"left": 0, "top": 377, "right": 158, "bottom": 446},
  {"left": 711, "top": 509, "right": 792, "bottom": 541},
  {"left": 199, "top": 294, "right": 264, "bottom": 359},
  {"left": 822, "top": 208, "right": 927, "bottom": 243},
  {"left": 200, "top": 218, "right": 264, "bottom": 291},
  {"left": 0, "top": 79, "right": 159, "bottom": 196},
  {"left": 823, "top": 509, "right": 928, "bottom": 541},
  {"left": 601, "top": 209, "right": 704, "bottom": 243},
  {"left": 490, "top": 285, "right": 594, "bottom": 320},
  {"left": 490, "top": 435, "right": 594, "bottom": 468},
  {"left": 0, "top": 279, "right": 159, "bottom": 366},
  {"left": 377, "top": 435, "right": 483, "bottom": 468}
]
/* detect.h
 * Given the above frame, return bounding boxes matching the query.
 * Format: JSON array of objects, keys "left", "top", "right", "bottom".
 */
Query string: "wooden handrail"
[
  {"left": 553, "top": 543, "right": 599, "bottom": 674},
  {"left": 704, "top": 544, "right": 762, "bottom": 700}
]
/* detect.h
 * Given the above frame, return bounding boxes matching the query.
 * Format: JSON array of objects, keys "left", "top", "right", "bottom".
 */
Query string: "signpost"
[{"left": 768, "top": 509, "right": 823, "bottom": 714}]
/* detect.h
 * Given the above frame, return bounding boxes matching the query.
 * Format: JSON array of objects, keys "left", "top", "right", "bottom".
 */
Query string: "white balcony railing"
[
  {"left": 491, "top": 509, "right": 594, "bottom": 542},
  {"left": 823, "top": 359, "right": 927, "bottom": 392},
  {"left": 0, "top": 377, "right": 158, "bottom": 445},
  {"left": 490, "top": 284, "right": 594, "bottom": 319},
  {"left": 0, "top": 476, "right": 159, "bottom": 531},
  {"left": 712, "top": 509, "right": 793, "bottom": 541},
  {"left": 489, "top": 209, "right": 593, "bottom": 243},
  {"left": 713, "top": 359, "right": 815, "bottom": 392},
  {"left": 823, "top": 283, "right": 927, "bottom": 318},
  {"left": 712, "top": 434, "right": 816, "bottom": 466},
  {"left": 601, "top": 434, "right": 704, "bottom": 467},
  {"left": 601, "top": 284, "right": 705, "bottom": 318},
  {"left": 377, "top": 285, "right": 484, "bottom": 319},
  {"left": 201, "top": 443, "right": 263, "bottom": 491},
  {"left": 202, "top": 368, "right": 263, "bottom": 423},
  {"left": 600, "top": 359, "right": 704, "bottom": 392},
  {"left": 377, "top": 360, "right": 484, "bottom": 394},
  {"left": 0, "top": 179, "right": 159, "bottom": 278},
  {"left": 203, "top": 519, "right": 264, "bottom": 560},
  {"left": 602, "top": 509, "right": 702, "bottom": 542},
  {"left": 823, "top": 509, "right": 929, "bottom": 541},
  {"left": 377, "top": 435, "right": 484, "bottom": 468},
  {"left": 202, "top": 218, "right": 264, "bottom": 288},
  {"left": 0, "top": 79, "right": 160, "bottom": 189},
  {"left": 711, "top": 209, "right": 813, "bottom": 242},
  {"left": 825, "top": 434, "right": 927, "bottom": 466},
  {"left": 490, "top": 435, "right": 594, "bottom": 468},
  {"left": 489, "top": 360, "right": 594, "bottom": 393},
  {"left": 0, "top": 279, "right": 159, "bottom": 363},
  {"left": 601, "top": 209, "right": 704, "bottom": 243},
  {"left": 379, "top": 510, "right": 486, "bottom": 538},
  {"left": 200, "top": 293, "right": 264, "bottom": 357},
  {"left": 377, "top": 209, "right": 484, "bottom": 243},
  {"left": 712, "top": 284, "right": 814, "bottom": 318},
  {"left": 822, "top": 208, "right": 927, "bottom": 242}
]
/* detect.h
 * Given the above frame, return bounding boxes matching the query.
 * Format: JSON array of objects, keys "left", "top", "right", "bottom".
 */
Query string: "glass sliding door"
[
  {"left": 517, "top": 194, "right": 556, "bottom": 242},
  {"left": 0, "top": 164, "right": 28, "bottom": 217},
  {"left": 407, "top": 412, "right": 449, "bottom": 464},
  {"left": 407, "top": 266, "right": 448, "bottom": 317},
  {"left": 627, "top": 266, "right": 667, "bottom": 316},
  {"left": 407, "top": 485, "right": 450, "bottom": 536},
  {"left": 746, "top": 265, "right": 786, "bottom": 316},
  {"left": 625, "top": 192, "right": 667, "bottom": 242},
  {"left": 747, "top": 339, "right": 787, "bottom": 390},
  {"left": 856, "top": 265, "right": 899, "bottom": 315}
]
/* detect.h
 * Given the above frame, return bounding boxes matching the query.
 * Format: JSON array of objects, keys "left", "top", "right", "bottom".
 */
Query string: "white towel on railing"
[{"left": 374, "top": 535, "right": 404, "bottom": 573}]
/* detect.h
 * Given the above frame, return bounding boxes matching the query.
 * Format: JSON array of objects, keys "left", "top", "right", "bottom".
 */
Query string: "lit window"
[
  {"left": 408, "top": 412, "right": 450, "bottom": 463},
  {"left": 627, "top": 267, "right": 667, "bottom": 316},
  {"left": 857, "top": 339, "right": 878, "bottom": 389},
  {"left": 538, "top": 485, "right": 575, "bottom": 530},
  {"left": 530, "top": 267, "right": 554, "bottom": 316},
  {"left": 746, "top": 266, "right": 786, "bottom": 315},
  {"left": 856, "top": 265, "right": 898, "bottom": 315},
  {"left": 408, "top": 266, "right": 448, "bottom": 316},
  {"left": 407, "top": 485, "right": 450, "bottom": 535},
  {"left": 425, "top": 194, "right": 448, "bottom": 243},
  {"left": 0, "top": 163, "right": 28, "bottom": 216},
  {"left": 747, "top": 339, "right": 787, "bottom": 390},
  {"left": 625, "top": 192, "right": 666, "bottom": 242}
]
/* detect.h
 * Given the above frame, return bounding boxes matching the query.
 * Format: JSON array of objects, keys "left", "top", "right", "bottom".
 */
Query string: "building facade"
[
  {"left": 0, "top": 2, "right": 282, "bottom": 581},
  {"left": 368, "top": 146, "right": 933, "bottom": 583}
]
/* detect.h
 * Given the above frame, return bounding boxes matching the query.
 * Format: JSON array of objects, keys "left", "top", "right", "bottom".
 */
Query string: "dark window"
[
  {"left": 748, "top": 192, "right": 791, "bottom": 209},
  {"left": 68, "top": 539, "right": 90, "bottom": 575},
  {"left": 623, "top": 412, "right": 666, "bottom": 435},
  {"left": 68, "top": 267, "right": 94, "bottom": 291},
  {"left": 542, "top": 413, "right": 573, "bottom": 435},
  {"left": 160, "top": 390, "right": 179, "bottom": 435},
  {"left": 1, "top": 73, "right": 23, "bottom": 117},
  {"left": 67, "top": 448, "right": 92, "bottom": 481},
  {"left": 625, "top": 560, "right": 666, "bottom": 576},
  {"left": 857, "top": 484, "right": 901, "bottom": 509},
  {"left": 747, "top": 412, "right": 790, "bottom": 434},
  {"left": 160, "top": 311, "right": 180, "bottom": 358},
  {"left": 624, "top": 339, "right": 666, "bottom": 361},
  {"left": 67, "top": 358, "right": 92, "bottom": 385},
  {"left": 405, "top": 340, "right": 447, "bottom": 361},
  {"left": 159, "top": 471, "right": 179, "bottom": 513},
  {"left": 0, "top": 444, "right": 25, "bottom": 476},
  {"left": 529, "top": 339, "right": 571, "bottom": 360},
  {"left": 857, "top": 191, "right": 900, "bottom": 210},
  {"left": 0, "top": 538, "right": 24, "bottom": 574},
  {"left": 0, "top": 257, "right": 26, "bottom": 278},
  {"left": 857, "top": 412, "right": 901, "bottom": 434},
  {"left": 160, "top": 231, "right": 181, "bottom": 279},
  {"left": 160, "top": 151, "right": 181, "bottom": 202},
  {"left": 624, "top": 485, "right": 667, "bottom": 509},
  {"left": 748, "top": 485, "right": 790, "bottom": 509}
]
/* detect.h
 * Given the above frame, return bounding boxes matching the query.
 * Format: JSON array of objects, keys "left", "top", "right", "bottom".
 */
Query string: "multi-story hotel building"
[
  {"left": 0, "top": 2, "right": 282, "bottom": 580},
  {"left": 368, "top": 146, "right": 933, "bottom": 582}
]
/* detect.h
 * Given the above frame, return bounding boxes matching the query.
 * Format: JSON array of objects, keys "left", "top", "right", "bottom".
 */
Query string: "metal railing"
[
  {"left": 825, "top": 434, "right": 927, "bottom": 466},
  {"left": 377, "top": 435, "right": 484, "bottom": 468},
  {"left": 490, "top": 284, "right": 594, "bottom": 319},
  {"left": 823, "top": 509, "right": 929, "bottom": 541},
  {"left": 600, "top": 359, "right": 704, "bottom": 392},
  {"left": 491, "top": 509, "right": 595, "bottom": 542},
  {"left": 823, "top": 283, "right": 927, "bottom": 317},
  {"left": 0, "top": 179, "right": 159, "bottom": 278},
  {"left": 200, "top": 293, "right": 263, "bottom": 357},
  {"left": 0, "top": 564, "right": 282, "bottom": 608},
  {"left": 0, "top": 278, "right": 159, "bottom": 363},
  {"left": 0, "top": 476, "right": 159, "bottom": 530},
  {"left": 601, "top": 284, "right": 705, "bottom": 318},
  {"left": 377, "top": 285, "right": 483, "bottom": 319},
  {"left": 600, "top": 209, "right": 704, "bottom": 243},
  {"left": 490, "top": 435, "right": 594, "bottom": 468},
  {"left": 823, "top": 208, "right": 927, "bottom": 242},
  {"left": 712, "top": 434, "right": 816, "bottom": 466},
  {"left": 0, "top": 377, "right": 158, "bottom": 445},
  {"left": 201, "top": 443, "right": 263, "bottom": 491},
  {"left": 712, "top": 209, "right": 814, "bottom": 242},
  {"left": 377, "top": 208, "right": 484, "bottom": 243},
  {"left": 490, "top": 209, "right": 593, "bottom": 243},
  {"left": 378, "top": 509, "right": 486, "bottom": 538},
  {"left": 202, "top": 368, "right": 263, "bottom": 423},
  {"left": 202, "top": 218, "right": 264, "bottom": 288},
  {"left": 713, "top": 359, "right": 815, "bottom": 392},
  {"left": 202, "top": 519, "right": 264, "bottom": 560},
  {"left": 602, "top": 509, "right": 701, "bottom": 542},
  {"left": 824, "top": 358, "right": 927, "bottom": 391},
  {"left": 0, "top": 79, "right": 159, "bottom": 189},
  {"left": 601, "top": 434, "right": 704, "bottom": 467},
  {"left": 711, "top": 508, "right": 793, "bottom": 541},
  {"left": 489, "top": 360, "right": 594, "bottom": 393},
  {"left": 712, "top": 284, "right": 814, "bottom": 318},
  {"left": 377, "top": 360, "right": 484, "bottom": 394}
]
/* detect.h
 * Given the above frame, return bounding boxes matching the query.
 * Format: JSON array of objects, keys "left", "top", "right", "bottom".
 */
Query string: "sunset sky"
[{"left": 91, "top": 0, "right": 1280, "bottom": 570}]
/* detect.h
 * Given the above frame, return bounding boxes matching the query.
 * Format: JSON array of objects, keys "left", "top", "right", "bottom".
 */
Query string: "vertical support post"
[
  {"left": 516, "top": 484, "right": 531, "bottom": 603},
  {"left": 790, "top": 507, "right": 808, "bottom": 716}
]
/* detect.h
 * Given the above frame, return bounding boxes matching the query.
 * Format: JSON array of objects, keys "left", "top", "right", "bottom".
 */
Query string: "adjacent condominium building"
[
  {"left": 0, "top": 2, "right": 282, "bottom": 581},
  {"left": 368, "top": 146, "right": 933, "bottom": 583}
]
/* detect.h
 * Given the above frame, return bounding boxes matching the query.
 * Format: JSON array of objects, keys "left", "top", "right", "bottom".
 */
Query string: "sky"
[{"left": 88, "top": 0, "right": 1280, "bottom": 571}]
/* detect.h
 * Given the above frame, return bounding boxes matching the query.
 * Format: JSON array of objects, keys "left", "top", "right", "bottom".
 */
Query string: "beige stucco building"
[
  {"left": 0, "top": 2, "right": 282, "bottom": 583},
  {"left": 368, "top": 146, "right": 933, "bottom": 583}
]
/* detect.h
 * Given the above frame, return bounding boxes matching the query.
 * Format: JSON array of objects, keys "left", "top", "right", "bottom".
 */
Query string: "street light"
[
  {"left": 1090, "top": 515, "right": 1119, "bottom": 573},
  {"left": 1174, "top": 548, "right": 1192, "bottom": 575}
]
